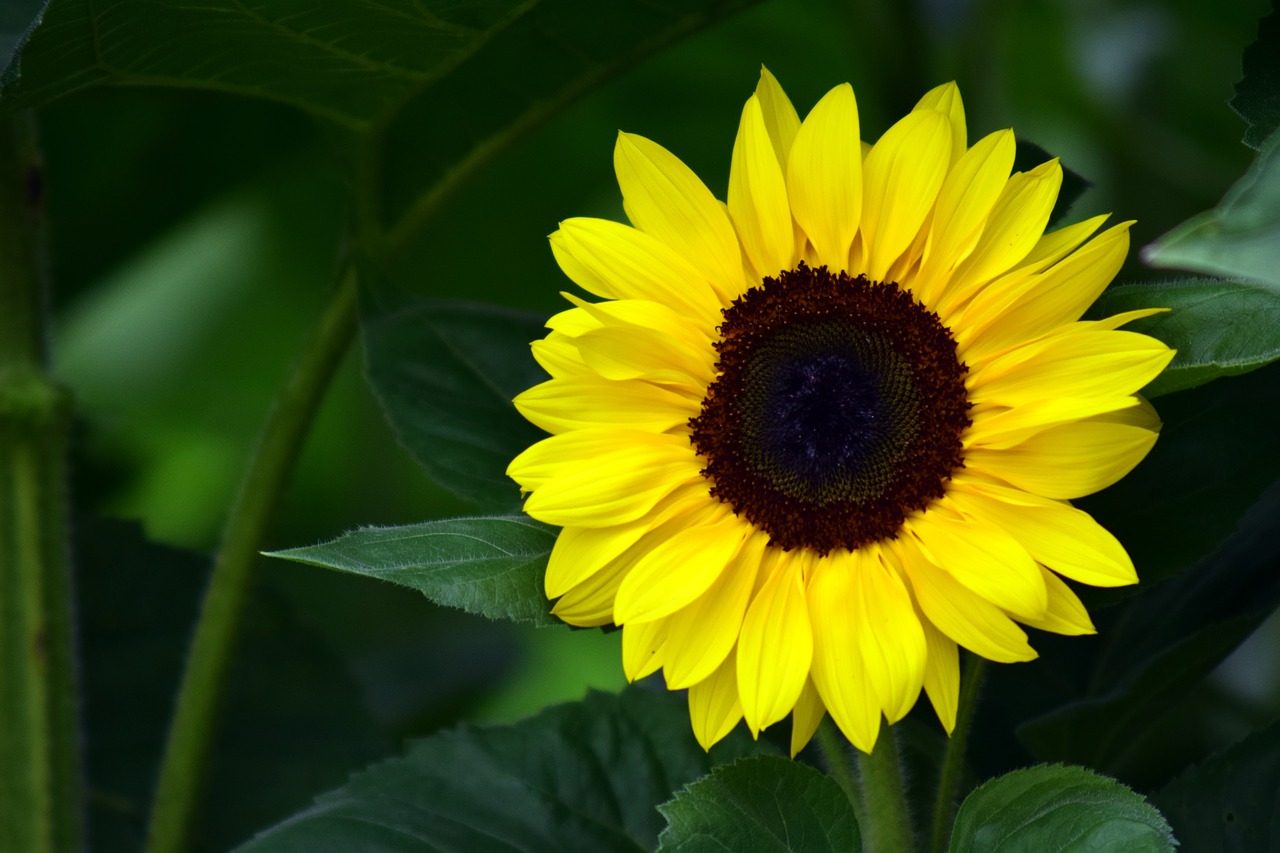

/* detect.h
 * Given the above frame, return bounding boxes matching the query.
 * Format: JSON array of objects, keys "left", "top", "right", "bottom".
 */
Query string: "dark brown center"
[{"left": 688, "top": 263, "right": 971, "bottom": 554}]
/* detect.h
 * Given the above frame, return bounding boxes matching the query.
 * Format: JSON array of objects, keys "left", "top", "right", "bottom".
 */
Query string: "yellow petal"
[
  {"left": 613, "top": 507, "right": 748, "bottom": 624},
  {"left": 1018, "top": 213, "right": 1111, "bottom": 272},
  {"left": 913, "top": 81, "right": 967, "bottom": 166},
  {"left": 949, "top": 479, "right": 1138, "bottom": 587},
  {"left": 790, "top": 678, "right": 826, "bottom": 757},
  {"left": 966, "top": 394, "right": 1143, "bottom": 450},
  {"left": 965, "top": 418, "right": 1159, "bottom": 500},
  {"left": 737, "top": 554, "right": 813, "bottom": 733},
  {"left": 942, "top": 159, "right": 1063, "bottom": 312},
  {"left": 622, "top": 617, "right": 668, "bottom": 681},
  {"left": 575, "top": 324, "right": 714, "bottom": 387},
  {"left": 914, "top": 129, "right": 1017, "bottom": 307},
  {"left": 531, "top": 335, "right": 587, "bottom": 378},
  {"left": 786, "top": 83, "right": 862, "bottom": 269},
  {"left": 807, "top": 550, "right": 882, "bottom": 753},
  {"left": 551, "top": 549, "right": 632, "bottom": 627},
  {"left": 546, "top": 525, "right": 645, "bottom": 600},
  {"left": 1017, "top": 568, "right": 1096, "bottom": 636},
  {"left": 907, "top": 507, "right": 1048, "bottom": 620},
  {"left": 515, "top": 375, "right": 697, "bottom": 435},
  {"left": 755, "top": 66, "right": 802, "bottom": 167},
  {"left": 662, "top": 531, "right": 766, "bottom": 689},
  {"left": 551, "top": 218, "right": 722, "bottom": 323},
  {"left": 893, "top": 535, "right": 1038, "bottom": 663},
  {"left": 918, "top": 610, "right": 960, "bottom": 734},
  {"left": 509, "top": 429, "right": 662, "bottom": 491},
  {"left": 688, "top": 647, "right": 744, "bottom": 750},
  {"left": 730, "top": 95, "right": 796, "bottom": 281},
  {"left": 854, "top": 550, "right": 927, "bottom": 723},
  {"left": 614, "top": 132, "right": 744, "bottom": 299},
  {"left": 518, "top": 434, "right": 703, "bottom": 528},
  {"left": 860, "top": 109, "right": 953, "bottom": 282}
]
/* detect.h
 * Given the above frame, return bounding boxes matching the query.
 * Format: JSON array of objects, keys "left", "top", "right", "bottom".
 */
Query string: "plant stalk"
[
  {"left": 144, "top": 268, "right": 358, "bottom": 853},
  {"left": 928, "top": 654, "right": 988, "bottom": 853},
  {"left": 0, "top": 111, "right": 84, "bottom": 853},
  {"left": 857, "top": 720, "right": 916, "bottom": 853}
]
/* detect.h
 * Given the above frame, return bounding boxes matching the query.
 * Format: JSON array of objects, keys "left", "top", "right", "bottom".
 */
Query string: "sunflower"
[{"left": 507, "top": 69, "right": 1173, "bottom": 755}]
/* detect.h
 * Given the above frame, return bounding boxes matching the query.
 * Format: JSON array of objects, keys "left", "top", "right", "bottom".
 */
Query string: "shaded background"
[{"left": 30, "top": 0, "right": 1274, "bottom": 847}]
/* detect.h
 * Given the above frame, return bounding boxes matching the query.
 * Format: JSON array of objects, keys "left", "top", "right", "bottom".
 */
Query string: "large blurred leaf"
[
  {"left": 267, "top": 515, "right": 558, "bottom": 626},
  {"left": 76, "top": 518, "right": 391, "bottom": 851},
  {"left": 361, "top": 289, "right": 547, "bottom": 508},
  {"left": 1091, "top": 278, "right": 1280, "bottom": 396},
  {"left": 948, "top": 765, "right": 1175, "bottom": 853},
  {"left": 1231, "top": 6, "right": 1280, "bottom": 150},
  {"left": 0, "top": 0, "right": 762, "bottom": 247},
  {"left": 656, "top": 755, "right": 861, "bottom": 853},
  {"left": 237, "top": 686, "right": 774, "bottom": 851},
  {"left": 0, "top": 0, "right": 43, "bottom": 78},
  {"left": 1142, "top": 129, "right": 1280, "bottom": 287},
  {"left": 1153, "top": 720, "right": 1280, "bottom": 849}
]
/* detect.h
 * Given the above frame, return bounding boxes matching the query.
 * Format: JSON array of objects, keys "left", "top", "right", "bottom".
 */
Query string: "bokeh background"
[{"left": 31, "top": 0, "right": 1274, "bottom": 846}]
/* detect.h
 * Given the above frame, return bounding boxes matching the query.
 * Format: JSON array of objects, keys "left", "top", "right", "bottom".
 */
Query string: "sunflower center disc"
[{"left": 690, "top": 264, "right": 971, "bottom": 554}]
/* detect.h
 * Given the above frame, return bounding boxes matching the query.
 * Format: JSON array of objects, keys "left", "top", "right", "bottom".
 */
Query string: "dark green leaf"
[
  {"left": 0, "top": 0, "right": 44, "bottom": 82},
  {"left": 1154, "top": 719, "right": 1280, "bottom": 850},
  {"left": 1090, "top": 278, "right": 1280, "bottom": 396},
  {"left": 237, "top": 686, "right": 775, "bottom": 851},
  {"left": 361, "top": 291, "right": 547, "bottom": 509},
  {"left": 1141, "top": 129, "right": 1280, "bottom": 287},
  {"left": 656, "top": 755, "right": 861, "bottom": 853},
  {"left": 266, "top": 515, "right": 559, "bottom": 626},
  {"left": 1231, "top": 7, "right": 1280, "bottom": 150},
  {"left": 948, "top": 765, "right": 1175, "bottom": 853},
  {"left": 1014, "top": 138, "right": 1090, "bottom": 228}
]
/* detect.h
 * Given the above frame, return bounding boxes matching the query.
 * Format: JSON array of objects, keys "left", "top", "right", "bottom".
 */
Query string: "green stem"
[
  {"left": 816, "top": 719, "right": 868, "bottom": 832},
  {"left": 857, "top": 720, "right": 916, "bottom": 853},
  {"left": 0, "top": 112, "right": 83, "bottom": 852},
  {"left": 928, "top": 654, "right": 988, "bottom": 853},
  {"left": 144, "top": 269, "right": 358, "bottom": 853}
]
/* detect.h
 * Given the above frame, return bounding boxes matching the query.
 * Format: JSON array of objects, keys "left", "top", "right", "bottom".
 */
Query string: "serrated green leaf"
[
  {"left": 1154, "top": 719, "right": 1280, "bottom": 849},
  {"left": 361, "top": 291, "right": 547, "bottom": 509},
  {"left": 267, "top": 515, "right": 559, "bottom": 626},
  {"left": 1090, "top": 278, "right": 1280, "bottom": 396},
  {"left": 236, "top": 686, "right": 775, "bottom": 851},
  {"left": 1231, "top": 7, "right": 1280, "bottom": 149},
  {"left": 949, "top": 765, "right": 1175, "bottom": 853},
  {"left": 656, "top": 755, "right": 861, "bottom": 853},
  {"left": 1142, "top": 129, "right": 1280, "bottom": 286}
]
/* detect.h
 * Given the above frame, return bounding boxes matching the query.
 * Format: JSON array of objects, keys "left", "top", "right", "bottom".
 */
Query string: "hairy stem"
[
  {"left": 144, "top": 269, "right": 358, "bottom": 853},
  {"left": 929, "top": 654, "right": 988, "bottom": 853},
  {"left": 0, "top": 111, "right": 83, "bottom": 853},
  {"left": 858, "top": 721, "right": 916, "bottom": 853}
]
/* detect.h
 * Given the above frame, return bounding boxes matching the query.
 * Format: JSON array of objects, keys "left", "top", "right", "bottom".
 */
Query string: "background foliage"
[{"left": 3, "top": 0, "right": 1278, "bottom": 849}]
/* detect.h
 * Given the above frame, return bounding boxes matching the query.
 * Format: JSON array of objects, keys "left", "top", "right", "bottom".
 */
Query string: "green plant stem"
[
  {"left": 0, "top": 112, "right": 83, "bottom": 853},
  {"left": 816, "top": 719, "right": 868, "bottom": 832},
  {"left": 928, "top": 654, "right": 988, "bottom": 853},
  {"left": 857, "top": 720, "right": 916, "bottom": 853},
  {"left": 144, "top": 269, "right": 359, "bottom": 853}
]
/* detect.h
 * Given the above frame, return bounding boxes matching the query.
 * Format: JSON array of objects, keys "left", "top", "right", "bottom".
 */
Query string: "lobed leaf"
[
  {"left": 266, "top": 515, "right": 559, "bottom": 626},
  {"left": 237, "top": 686, "right": 775, "bottom": 851},
  {"left": 948, "top": 765, "right": 1175, "bottom": 853},
  {"left": 1091, "top": 278, "right": 1280, "bottom": 396},
  {"left": 656, "top": 755, "right": 861, "bottom": 853}
]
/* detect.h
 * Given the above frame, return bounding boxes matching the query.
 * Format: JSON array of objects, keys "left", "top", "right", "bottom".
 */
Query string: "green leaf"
[
  {"left": 1153, "top": 719, "right": 1280, "bottom": 849},
  {"left": 948, "top": 765, "right": 1175, "bottom": 853},
  {"left": 361, "top": 290, "right": 547, "bottom": 509},
  {"left": 1014, "top": 138, "right": 1090, "bottom": 228},
  {"left": 0, "top": 0, "right": 43, "bottom": 81},
  {"left": 266, "top": 515, "right": 559, "bottom": 626},
  {"left": 1141, "top": 129, "right": 1280, "bottom": 287},
  {"left": 237, "top": 686, "right": 775, "bottom": 851},
  {"left": 1090, "top": 278, "right": 1280, "bottom": 396},
  {"left": 656, "top": 755, "right": 861, "bottom": 853},
  {"left": 1231, "top": 7, "right": 1280, "bottom": 149}
]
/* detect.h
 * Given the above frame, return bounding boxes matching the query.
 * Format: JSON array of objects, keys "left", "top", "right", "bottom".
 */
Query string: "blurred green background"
[{"left": 30, "top": 0, "right": 1273, "bottom": 846}]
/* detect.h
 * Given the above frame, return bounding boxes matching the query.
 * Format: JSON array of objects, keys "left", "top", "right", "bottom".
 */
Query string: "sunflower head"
[{"left": 508, "top": 69, "right": 1173, "bottom": 755}]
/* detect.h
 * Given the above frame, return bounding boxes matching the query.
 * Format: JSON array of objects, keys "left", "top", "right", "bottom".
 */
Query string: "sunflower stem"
[
  {"left": 857, "top": 720, "right": 916, "bottom": 853},
  {"left": 928, "top": 654, "right": 987, "bottom": 853},
  {"left": 144, "top": 267, "right": 358, "bottom": 853},
  {"left": 816, "top": 719, "right": 868, "bottom": 832},
  {"left": 0, "top": 110, "right": 84, "bottom": 853}
]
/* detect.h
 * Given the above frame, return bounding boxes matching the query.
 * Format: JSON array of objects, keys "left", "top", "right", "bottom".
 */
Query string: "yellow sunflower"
[{"left": 507, "top": 69, "right": 1173, "bottom": 755}]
